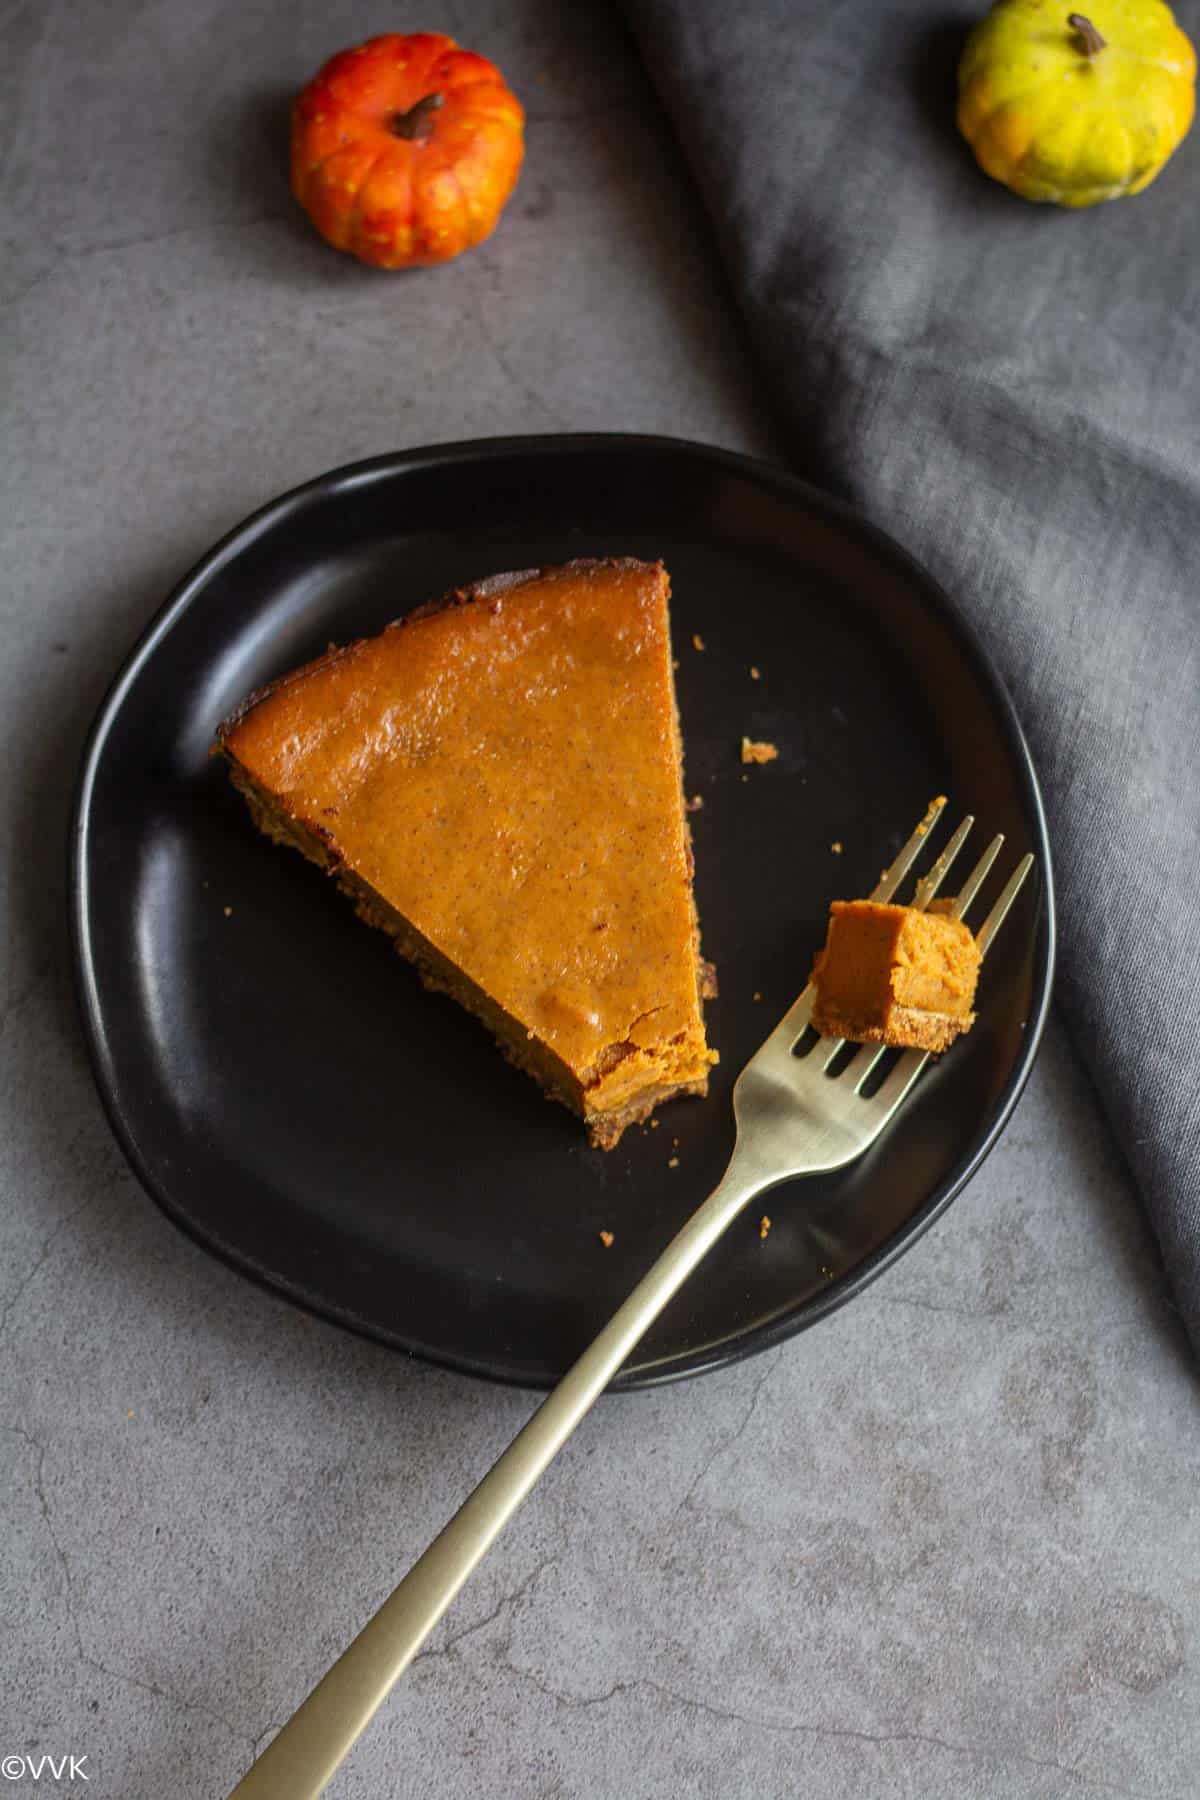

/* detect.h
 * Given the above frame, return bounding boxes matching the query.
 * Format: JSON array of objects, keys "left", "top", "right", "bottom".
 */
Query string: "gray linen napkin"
[{"left": 625, "top": 0, "right": 1200, "bottom": 1342}]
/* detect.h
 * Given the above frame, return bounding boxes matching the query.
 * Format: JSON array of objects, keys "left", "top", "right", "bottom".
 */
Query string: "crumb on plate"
[
  {"left": 692, "top": 633, "right": 706, "bottom": 652},
  {"left": 750, "top": 665, "right": 761, "bottom": 681},
  {"left": 831, "top": 841, "right": 843, "bottom": 854},
  {"left": 760, "top": 1215, "right": 771, "bottom": 1241},
  {"left": 741, "top": 737, "right": 779, "bottom": 765},
  {"left": 599, "top": 1229, "right": 614, "bottom": 1248},
  {"left": 686, "top": 794, "right": 704, "bottom": 813},
  {"left": 668, "top": 1155, "right": 680, "bottom": 1168}
]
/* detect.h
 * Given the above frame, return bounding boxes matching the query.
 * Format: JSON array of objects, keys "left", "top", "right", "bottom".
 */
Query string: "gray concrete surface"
[{"left": 3, "top": 3, "right": 1198, "bottom": 1796}]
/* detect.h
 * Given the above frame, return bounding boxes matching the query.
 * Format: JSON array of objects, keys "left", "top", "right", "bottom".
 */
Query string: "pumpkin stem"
[
  {"left": 389, "top": 92, "right": 445, "bottom": 142},
  {"left": 1067, "top": 13, "right": 1107, "bottom": 56}
]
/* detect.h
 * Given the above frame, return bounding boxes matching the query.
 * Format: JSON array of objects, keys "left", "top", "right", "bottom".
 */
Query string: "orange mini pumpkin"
[{"left": 291, "top": 32, "right": 524, "bottom": 268}]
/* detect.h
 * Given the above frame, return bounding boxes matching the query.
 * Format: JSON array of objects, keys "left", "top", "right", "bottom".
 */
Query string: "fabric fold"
[{"left": 625, "top": 0, "right": 1200, "bottom": 1346}]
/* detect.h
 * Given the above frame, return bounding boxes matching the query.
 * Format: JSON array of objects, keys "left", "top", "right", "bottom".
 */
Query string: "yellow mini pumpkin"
[{"left": 958, "top": 1, "right": 1196, "bottom": 206}]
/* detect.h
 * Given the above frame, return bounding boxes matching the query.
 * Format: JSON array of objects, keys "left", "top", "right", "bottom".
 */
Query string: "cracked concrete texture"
[{"left": 3, "top": 1, "right": 1199, "bottom": 1796}]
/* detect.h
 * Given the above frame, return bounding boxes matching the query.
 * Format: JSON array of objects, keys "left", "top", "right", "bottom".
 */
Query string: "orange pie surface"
[{"left": 216, "top": 557, "right": 716, "bottom": 1145}]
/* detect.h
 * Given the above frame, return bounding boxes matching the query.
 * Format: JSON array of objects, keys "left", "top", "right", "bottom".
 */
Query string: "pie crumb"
[
  {"left": 831, "top": 841, "right": 843, "bottom": 854},
  {"left": 750, "top": 666, "right": 761, "bottom": 681},
  {"left": 686, "top": 794, "right": 704, "bottom": 813},
  {"left": 668, "top": 1155, "right": 680, "bottom": 1168},
  {"left": 599, "top": 1229, "right": 614, "bottom": 1248},
  {"left": 692, "top": 633, "right": 706, "bottom": 652},
  {"left": 650, "top": 1119, "right": 660, "bottom": 1129},
  {"left": 753, "top": 991, "right": 762, "bottom": 1002},
  {"left": 918, "top": 795, "right": 947, "bottom": 835},
  {"left": 741, "top": 737, "right": 778, "bottom": 765},
  {"left": 223, "top": 905, "right": 233, "bottom": 918},
  {"left": 760, "top": 1215, "right": 771, "bottom": 1241}
]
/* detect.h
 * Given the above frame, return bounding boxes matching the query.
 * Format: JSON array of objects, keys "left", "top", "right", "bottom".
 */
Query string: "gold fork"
[{"left": 230, "top": 798, "right": 1034, "bottom": 1799}]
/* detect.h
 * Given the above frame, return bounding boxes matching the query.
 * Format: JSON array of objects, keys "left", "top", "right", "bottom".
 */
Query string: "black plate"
[{"left": 71, "top": 436, "right": 1054, "bottom": 1389}]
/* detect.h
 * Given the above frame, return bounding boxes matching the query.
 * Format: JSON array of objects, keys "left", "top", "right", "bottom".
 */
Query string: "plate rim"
[{"left": 69, "top": 432, "right": 1057, "bottom": 1390}]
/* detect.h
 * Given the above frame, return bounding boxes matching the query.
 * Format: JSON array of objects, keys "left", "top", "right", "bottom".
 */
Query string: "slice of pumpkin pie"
[{"left": 215, "top": 557, "right": 717, "bottom": 1147}]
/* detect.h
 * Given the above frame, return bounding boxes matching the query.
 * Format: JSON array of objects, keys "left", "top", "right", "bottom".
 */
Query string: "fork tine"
[
  {"left": 911, "top": 815, "right": 973, "bottom": 911},
  {"left": 843, "top": 1038, "right": 887, "bottom": 1090},
  {"left": 975, "top": 853, "right": 1034, "bottom": 960},
  {"left": 868, "top": 795, "right": 947, "bottom": 903},
  {"left": 836, "top": 832, "right": 1001, "bottom": 1090},
  {"left": 869, "top": 1046, "right": 929, "bottom": 1113},
  {"left": 765, "top": 797, "right": 951, "bottom": 1055},
  {"left": 809, "top": 1029, "right": 849, "bottom": 1072},
  {"left": 764, "top": 981, "right": 815, "bottom": 1053},
  {"left": 946, "top": 834, "right": 1004, "bottom": 922},
  {"left": 864, "top": 851, "right": 1036, "bottom": 1113},
  {"left": 767, "top": 813, "right": 1026, "bottom": 1067},
  {"left": 792, "top": 797, "right": 950, "bottom": 1062}
]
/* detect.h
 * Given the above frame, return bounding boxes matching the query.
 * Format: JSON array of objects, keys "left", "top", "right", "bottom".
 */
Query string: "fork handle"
[{"left": 228, "top": 1149, "right": 770, "bottom": 1799}]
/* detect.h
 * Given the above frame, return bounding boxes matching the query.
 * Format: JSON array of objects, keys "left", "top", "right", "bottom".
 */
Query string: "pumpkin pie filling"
[
  {"left": 810, "top": 899, "right": 981, "bottom": 1054},
  {"left": 215, "top": 558, "right": 717, "bottom": 1147}
]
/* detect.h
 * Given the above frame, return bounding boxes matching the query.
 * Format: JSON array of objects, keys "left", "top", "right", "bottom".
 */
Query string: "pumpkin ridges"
[
  {"left": 445, "top": 157, "right": 480, "bottom": 253},
  {"left": 958, "top": 0, "right": 1195, "bottom": 205},
  {"left": 387, "top": 32, "right": 455, "bottom": 137},
  {"left": 427, "top": 46, "right": 509, "bottom": 94},
  {"left": 345, "top": 145, "right": 394, "bottom": 260},
  {"left": 411, "top": 144, "right": 472, "bottom": 264},
  {"left": 434, "top": 79, "right": 525, "bottom": 126},
  {"left": 959, "top": 68, "right": 1085, "bottom": 139},
  {"left": 462, "top": 132, "right": 519, "bottom": 247},
  {"left": 448, "top": 120, "right": 523, "bottom": 245},
  {"left": 1111, "top": 0, "right": 1194, "bottom": 60},
  {"left": 297, "top": 142, "right": 378, "bottom": 249},
  {"left": 292, "top": 31, "right": 523, "bottom": 265},
  {"left": 321, "top": 32, "right": 450, "bottom": 117},
  {"left": 359, "top": 137, "right": 429, "bottom": 266},
  {"left": 290, "top": 85, "right": 355, "bottom": 185}
]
